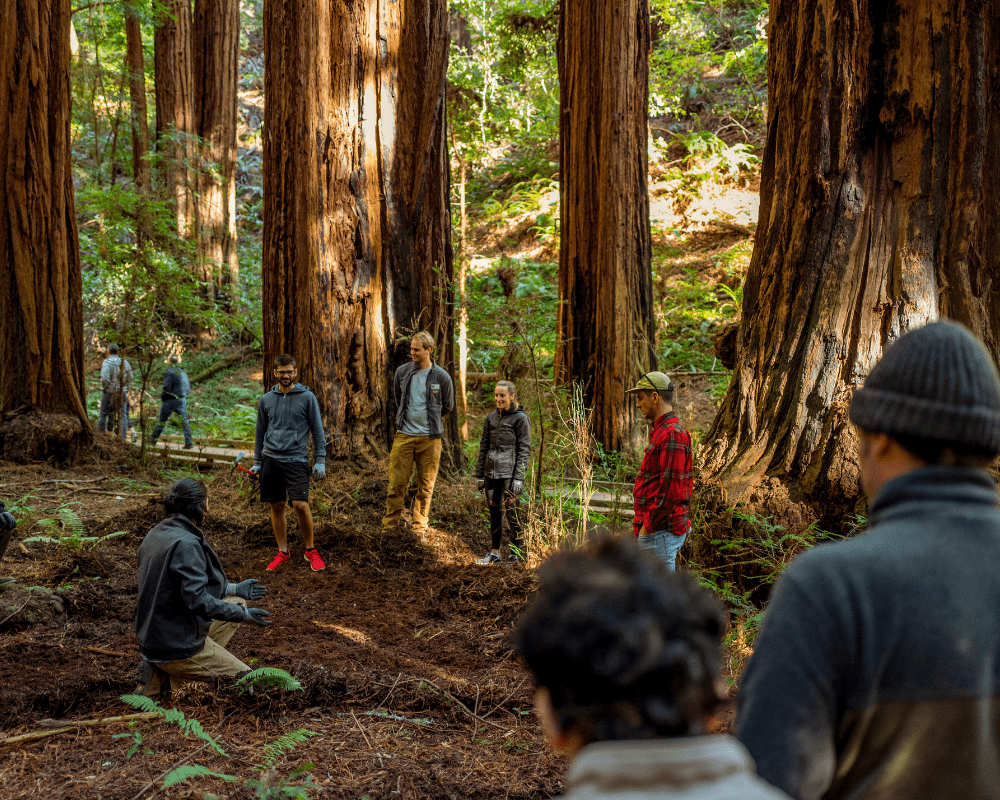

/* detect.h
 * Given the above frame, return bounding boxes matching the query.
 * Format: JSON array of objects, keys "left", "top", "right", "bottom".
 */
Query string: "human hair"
[
  {"left": 637, "top": 383, "right": 675, "bottom": 405},
  {"left": 514, "top": 536, "right": 726, "bottom": 744},
  {"left": 891, "top": 433, "right": 996, "bottom": 469},
  {"left": 274, "top": 354, "right": 296, "bottom": 369},
  {"left": 495, "top": 380, "right": 517, "bottom": 399},
  {"left": 163, "top": 478, "right": 208, "bottom": 524},
  {"left": 168, "top": 355, "right": 180, "bottom": 364},
  {"left": 411, "top": 331, "right": 435, "bottom": 351},
  {"left": 108, "top": 344, "right": 119, "bottom": 355}
]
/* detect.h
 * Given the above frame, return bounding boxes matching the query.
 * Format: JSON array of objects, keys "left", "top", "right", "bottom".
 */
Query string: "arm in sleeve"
[
  {"left": 735, "top": 571, "right": 841, "bottom": 800},
  {"left": 392, "top": 366, "right": 403, "bottom": 408},
  {"left": 171, "top": 542, "right": 248, "bottom": 624},
  {"left": 254, "top": 399, "right": 267, "bottom": 464},
  {"left": 309, "top": 395, "right": 327, "bottom": 464},
  {"left": 475, "top": 415, "right": 492, "bottom": 479},
  {"left": 644, "top": 430, "right": 692, "bottom": 532},
  {"left": 513, "top": 413, "right": 532, "bottom": 482},
  {"left": 123, "top": 360, "right": 133, "bottom": 388},
  {"left": 440, "top": 369, "right": 455, "bottom": 415}
]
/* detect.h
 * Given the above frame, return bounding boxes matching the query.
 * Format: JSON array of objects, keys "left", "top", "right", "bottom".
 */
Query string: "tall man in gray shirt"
[
  {"left": 251, "top": 354, "right": 327, "bottom": 572},
  {"left": 382, "top": 331, "right": 454, "bottom": 535}
]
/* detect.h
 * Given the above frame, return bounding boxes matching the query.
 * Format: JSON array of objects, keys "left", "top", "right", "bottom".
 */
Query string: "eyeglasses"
[{"left": 275, "top": 369, "right": 295, "bottom": 376}]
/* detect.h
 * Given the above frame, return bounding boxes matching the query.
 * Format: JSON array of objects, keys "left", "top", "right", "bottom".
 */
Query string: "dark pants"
[
  {"left": 151, "top": 398, "right": 193, "bottom": 447},
  {"left": 485, "top": 478, "right": 523, "bottom": 553},
  {"left": 97, "top": 390, "right": 129, "bottom": 438}
]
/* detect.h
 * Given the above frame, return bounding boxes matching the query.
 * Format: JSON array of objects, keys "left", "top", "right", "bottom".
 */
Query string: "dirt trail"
[{"left": 0, "top": 463, "right": 563, "bottom": 799}]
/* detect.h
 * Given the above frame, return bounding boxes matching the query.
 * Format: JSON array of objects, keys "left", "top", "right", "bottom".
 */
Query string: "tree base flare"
[{"left": 0, "top": 413, "right": 88, "bottom": 463}]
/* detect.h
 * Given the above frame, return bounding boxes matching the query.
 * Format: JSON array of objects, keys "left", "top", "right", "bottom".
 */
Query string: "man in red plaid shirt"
[{"left": 626, "top": 372, "right": 693, "bottom": 570}]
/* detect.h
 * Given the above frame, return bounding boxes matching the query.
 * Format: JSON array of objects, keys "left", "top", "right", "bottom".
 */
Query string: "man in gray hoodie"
[
  {"left": 251, "top": 354, "right": 327, "bottom": 572},
  {"left": 97, "top": 344, "right": 133, "bottom": 439}
]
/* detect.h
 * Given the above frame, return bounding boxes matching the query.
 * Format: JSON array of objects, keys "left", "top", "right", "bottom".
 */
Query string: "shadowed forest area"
[{"left": 2, "top": 0, "right": 998, "bottom": 796}]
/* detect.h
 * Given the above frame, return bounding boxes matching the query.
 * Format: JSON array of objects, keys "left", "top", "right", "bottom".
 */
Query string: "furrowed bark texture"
[
  {"left": 153, "top": 0, "right": 195, "bottom": 235},
  {"left": 193, "top": 0, "right": 239, "bottom": 296},
  {"left": 0, "top": 0, "right": 90, "bottom": 457},
  {"left": 125, "top": 10, "right": 150, "bottom": 195},
  {"left": 556, "top": 0, "right": 655, "bottom": 454},
  {"left": 263, "top": 0, "right": 456, "bottom": 461},
  {"left": 701, "top": 0, "right": 1000, "bottom": 508}
]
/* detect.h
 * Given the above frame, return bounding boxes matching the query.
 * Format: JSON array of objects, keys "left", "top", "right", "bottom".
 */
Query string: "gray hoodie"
[
  {"left": 101, "top": 355, "right": 133, "bottom": 392},
  {"left": 254, "top": 384, "right": 326, "bottom": 465}
]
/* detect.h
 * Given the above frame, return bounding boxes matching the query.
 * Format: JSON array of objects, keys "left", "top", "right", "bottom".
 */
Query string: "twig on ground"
[
  {"left": 483, "top": 676, "right": 528, "bottom": 720},
  {"left": 0, "top": 600, "right": 30, "bottom": 629},
  {"left": 85, "top": 646, "right": 128, "bottom": 657},
  {"left": 0, "top": 712, "right": 158, "bottom": 747},
  {"left": 411, "top": 678, "right": 512, "bottom": 733},
  {"left": 131, "top": 740, "right": 213, "bottom": 800}
]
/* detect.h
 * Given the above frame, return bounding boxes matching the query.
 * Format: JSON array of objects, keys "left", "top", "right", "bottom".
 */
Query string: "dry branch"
[{"left": 0, "top": 713, "right": 158, "bottom": 747}]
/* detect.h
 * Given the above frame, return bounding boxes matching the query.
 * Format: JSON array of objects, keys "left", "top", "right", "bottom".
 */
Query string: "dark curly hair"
[
  {"left": 514, "top": 536, "right": 726, "bottom": 744},
  {"left": 163, "top": 478, "right": 208, "bottom": 524}
]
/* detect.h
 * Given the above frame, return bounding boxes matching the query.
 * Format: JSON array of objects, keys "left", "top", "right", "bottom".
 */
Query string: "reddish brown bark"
[
  {"left": 263, "top": 0, "right": 455, "bottom": 461},
  {"left": 125, "top": 9, "right": 150, "bottom": 195},
  {"left": 0, "top": 0, "right": 90, "bottom": 459},
  {"left": 555, "top": 0, "right": 655, "bottom": 454},
  {"left": 701, "top": 0, "right": 1000, "bottom": 512}
]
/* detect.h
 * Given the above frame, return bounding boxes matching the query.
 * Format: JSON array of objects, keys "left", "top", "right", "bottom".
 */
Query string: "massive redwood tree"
[
  {"left": 263, "top": 0, "right": 457, "bottom": 463},
  {"left": 0, "top": 0, "right": 90, "bottom": 460},
  {"left": 701, "top": 0, "right": 1000, "bottom": 515},
  {"left": 555, "top": 0, "right": 656, "bottom": 454}
]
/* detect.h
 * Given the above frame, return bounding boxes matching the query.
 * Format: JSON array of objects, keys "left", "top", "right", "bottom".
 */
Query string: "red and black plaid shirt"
[{"left": 633, "top": 412, "right": 692, "bottom": 537}]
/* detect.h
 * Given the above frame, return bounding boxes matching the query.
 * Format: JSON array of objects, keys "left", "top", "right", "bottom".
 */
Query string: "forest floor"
[{"left": 0, "top": 457, "right": 567, "bottom": 799}]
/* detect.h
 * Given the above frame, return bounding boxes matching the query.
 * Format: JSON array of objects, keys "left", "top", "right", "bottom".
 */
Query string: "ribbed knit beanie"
[{"left": 849, "top": 320, "right": 1000, "bottom": 456}]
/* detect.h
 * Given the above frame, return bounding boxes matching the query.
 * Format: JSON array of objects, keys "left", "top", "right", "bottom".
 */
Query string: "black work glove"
[
  {"left": 476, "top": 479, "right": 485, "bottom": 492},
  {"left": 227, "top": 578, "right": 267, "bottom": 601},
  {"left": 510, "top": 479, "right": 524, "bottom": 496},
  {"left": 245, "top": 608, "right": 271, "bottom": 626},
  {"left": 0, "top": 505, "right": 15, "bottom": 530}
]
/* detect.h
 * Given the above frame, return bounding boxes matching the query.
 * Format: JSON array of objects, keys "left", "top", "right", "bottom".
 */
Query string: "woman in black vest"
[{"left": 474, "top": 381, "right": 531, "bottom": 565}]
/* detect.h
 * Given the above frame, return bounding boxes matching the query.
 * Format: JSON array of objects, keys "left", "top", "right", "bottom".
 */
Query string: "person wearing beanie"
[{"left": 736, "top": 320, "right": 1000, "bottom": 800}]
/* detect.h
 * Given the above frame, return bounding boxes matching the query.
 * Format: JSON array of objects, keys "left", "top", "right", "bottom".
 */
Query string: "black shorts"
[{"left": 259, "top": 456, "right": 310, "bottom": 503}]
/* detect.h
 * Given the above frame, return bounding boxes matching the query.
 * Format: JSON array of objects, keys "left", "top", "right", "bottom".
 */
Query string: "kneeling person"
[
  {"left": 515, "top": 537, "right": 789, "bottom": 800},
  {"left": 135, "top": 479, "right": 271, "bottom": 698}
]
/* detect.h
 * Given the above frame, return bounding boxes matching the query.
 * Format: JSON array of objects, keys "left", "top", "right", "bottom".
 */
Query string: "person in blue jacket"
[
  {"left": 135, "top": 478, "right": 270, "bottom": 698},
  {"left": 150, "top": 354, "right": 193, "bottom": 448},
  {"left": 252, "top": 354, "right": 327, "bottom": 572}
]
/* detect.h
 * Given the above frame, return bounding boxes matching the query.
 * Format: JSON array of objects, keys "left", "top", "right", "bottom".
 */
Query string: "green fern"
[
  {"left": 161, "top": 764, "right": 237, "bottom": 787},
  {"left": 257, "top": 729, "right": 319, "bottom": 769},
  {"left": 232, "top": 667, "right": 303, "bottom": 693},
  {"left": 120, "top": 694, "right": 227, "bottom": 756},
  {"left": 24, "top": 505, "right": 125, "bottom": 551}
]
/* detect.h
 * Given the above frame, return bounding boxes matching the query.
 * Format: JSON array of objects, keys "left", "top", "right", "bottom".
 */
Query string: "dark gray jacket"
[
  {"left": 161, "top": 366, "right": 190, "bottom": 401},
  {"left": 476, "top": 405, "right": 531, "bottom": 481},
  {"left": 135, "top": 514, "right": 246, "bottom": 661},
  {"left": 393, "top": 360, "right": 454, "bottom": 439},
  {"left": 254, "top": 384, "right": 326, "bottom": 464},
  {"left": 736, "top": 466, "right": 1000, "bottom": 800}
]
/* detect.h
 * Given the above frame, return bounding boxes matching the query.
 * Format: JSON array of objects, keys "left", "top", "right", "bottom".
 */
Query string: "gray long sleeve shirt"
[{"left": 254, "top": 384, "right": 326, "bottom": 465}]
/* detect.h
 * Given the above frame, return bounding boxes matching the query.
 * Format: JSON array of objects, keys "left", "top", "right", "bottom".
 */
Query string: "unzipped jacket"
[{"left": 476, "top": 405, "right": 531, "bottom": 481}]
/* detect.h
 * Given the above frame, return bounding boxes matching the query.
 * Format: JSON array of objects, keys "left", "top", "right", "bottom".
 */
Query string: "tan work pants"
[
  {"left": 141, "top": 597, "right": 249, "bottom": 696},
  {"left": 382, "top": 432, "right": 443, "bottom": 533}
]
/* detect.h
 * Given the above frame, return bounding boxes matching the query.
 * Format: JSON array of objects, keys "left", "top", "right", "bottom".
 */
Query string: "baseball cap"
[{"left": 625, "top": 371, "right": 673, "bottom": 394}]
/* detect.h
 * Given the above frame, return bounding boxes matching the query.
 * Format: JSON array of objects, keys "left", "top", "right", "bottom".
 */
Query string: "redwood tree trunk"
[
  {"left": 555, "top": 0, "right": 655, "bottom": 454},
  {"left": 193, "top": 0, "right": 239, "bottom": 298},
  {"left": 125, "top": 9, "right": 150, "bottom": 195},
  {"left": 263, "top": 0, "right": 456, "bottom": 463},
  {"left": 154, "top": 0, "right": 195, "bottom": 235},
  {"left": 701, "top": 0, "right": 1000, "bottom": 513},
  {"left": 0, "top": 0, "right": 90, "bottom": 460}
]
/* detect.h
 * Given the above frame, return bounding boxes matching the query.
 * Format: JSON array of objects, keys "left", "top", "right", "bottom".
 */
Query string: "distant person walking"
[
  {"left": 626, "top": 372, "right": 693, "bottom": 571},
  {"left": 737, "top": 321, "right": 1000, "bottom": 800},
  {"left": 382, "top": 332, "right": 455, "bottom": 536},
  {"left": 474, "top": 380, "right": 531, "bottom": 564},
  {"left": 252, "top": 354, "right": 327, "bottom": 572},
  {"left": 151, "top": 355, "right": 193, "bottom": 448},
  {"left": 97, "top": 344, "right": 133, "bottom": 439},
  {"left": 0, "top": 502, "right": 17, "bottom": 584},
  {"left": 135, "top": 479, "right": 271, "bottom": 699}
]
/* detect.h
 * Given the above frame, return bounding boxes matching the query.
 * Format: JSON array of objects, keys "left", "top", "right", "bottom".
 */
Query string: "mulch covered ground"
[{"left": 0, "top": 458, "right": 565, "bottom": 799}]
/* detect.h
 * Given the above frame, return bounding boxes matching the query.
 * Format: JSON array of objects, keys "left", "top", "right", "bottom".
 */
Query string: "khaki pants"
[
  {"left": 382, "top": 432, "right": 443, "bottom": 533},
  {"left": 140, "top": 597, "right": 249, "bottom": 697}
]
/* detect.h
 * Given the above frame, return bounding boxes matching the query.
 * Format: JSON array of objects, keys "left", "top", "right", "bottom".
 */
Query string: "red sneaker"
[
  {"left": 266, "top": 550, "right": 291, "bottom": 571},
  {"left": 304, "top": 548, "right": 326, "bottom": 571}
]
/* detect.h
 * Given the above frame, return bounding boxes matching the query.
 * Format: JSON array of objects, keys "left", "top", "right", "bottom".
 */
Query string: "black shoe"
[
  {"left": 182, "top": 443, "right": 193, "bottom": 449},
  {"left": 507, "top": 553, "right": 523, "bottom": 564}
]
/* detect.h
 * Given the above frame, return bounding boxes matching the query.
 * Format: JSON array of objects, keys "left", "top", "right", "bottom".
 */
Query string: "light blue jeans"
[{"left": 637, "top": 530, "right": 687, "bottom": 571}]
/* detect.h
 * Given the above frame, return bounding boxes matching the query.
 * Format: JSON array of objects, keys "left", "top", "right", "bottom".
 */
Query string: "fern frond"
[
  {"left": 182, "top": 717, "right": 228, "bottom": 756},
  {"left": 232, "top": 667, "right": 303, "bottom": 693},
  {"left": 120, "top": 694, "right": 227, "bottom": 756},
  {"left": 58, "top": 507, "right": 87, "bottom": 538},
  {"left": 256, "top": 729, "right": 320, "bottom": 769},
  {"left": 120, "top": 693, "right": 164, "bottom": 713},
  {"left": 161, "top": 764, "right": 236, "bottom": 787}
]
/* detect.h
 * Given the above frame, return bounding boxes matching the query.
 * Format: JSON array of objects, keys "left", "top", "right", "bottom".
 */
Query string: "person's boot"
[{"left": 134, "top": 659, "right": 171, "bottom": 700}]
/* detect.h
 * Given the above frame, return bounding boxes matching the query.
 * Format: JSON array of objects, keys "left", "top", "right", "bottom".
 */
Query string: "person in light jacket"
[{"left": 474, "top": 380, "right": 531, "bottom": 564}]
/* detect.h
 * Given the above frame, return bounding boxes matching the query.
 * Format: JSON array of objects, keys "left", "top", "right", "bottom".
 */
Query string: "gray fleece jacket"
[
  {"left": 254, "top": 384, "right": 326, "bottom": 465},
  {"left": 135, "top": 514, "right": 246, "bottom": 661}
]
